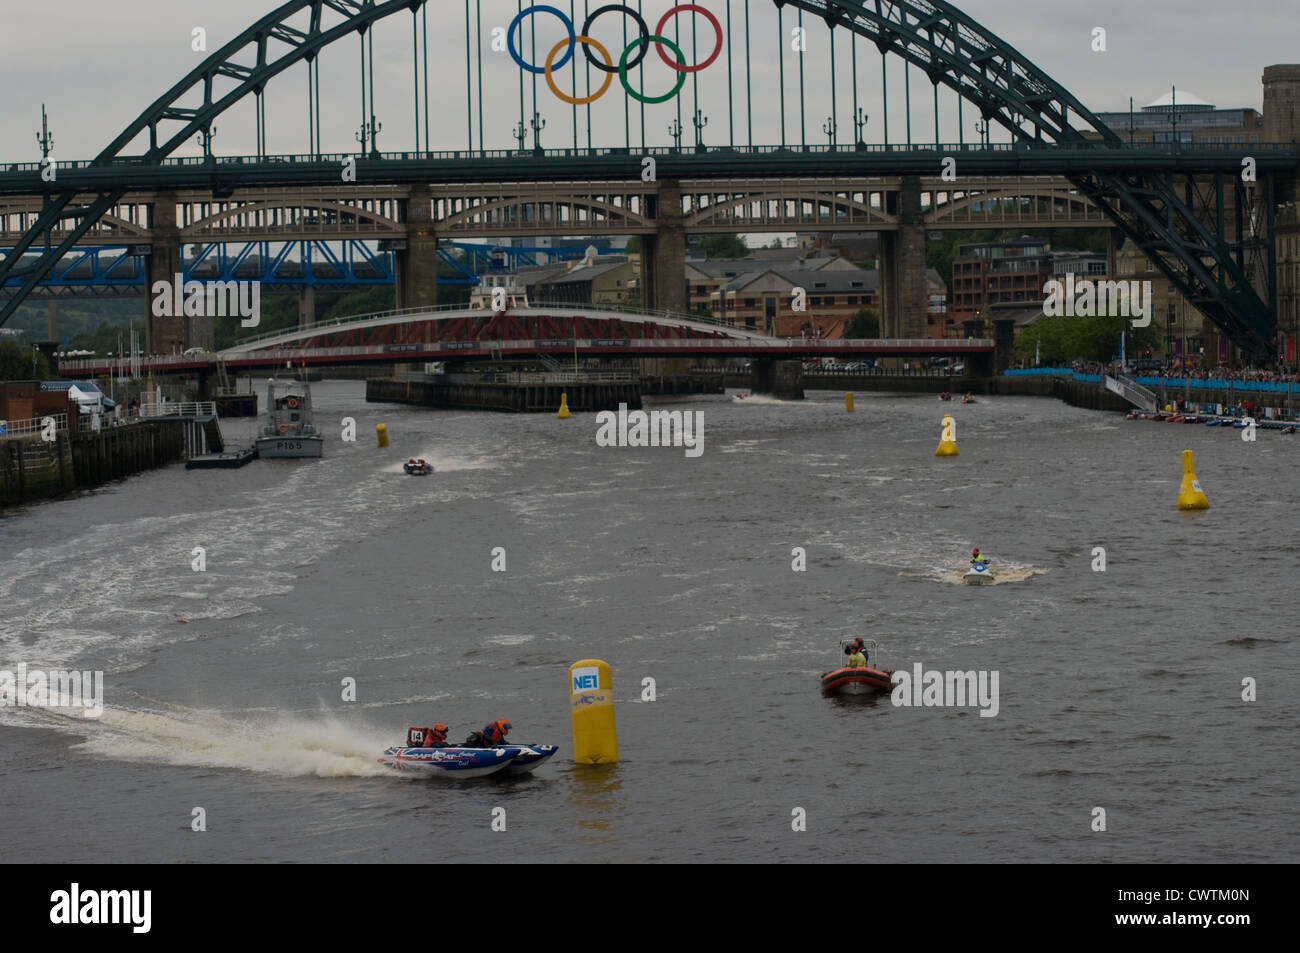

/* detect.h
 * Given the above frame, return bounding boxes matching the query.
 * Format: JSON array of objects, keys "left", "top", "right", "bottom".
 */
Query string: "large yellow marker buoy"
[
  {"left": 1176, "top": 449, "right": 1209, "bottom": 510},
  {"left": 935, "top": 414, "right": 959, "bottom": 456},
  {"left": 376, "top": 423, "right": 390, "bottom": 448},
  {"left": 845, "top": 392, "right": 855, "bottom": 413},
  {"left": 569, "top": 659, "right": 617, "bottom": 764},
  {"left": 557, "top": 393, "right": 571, "bottom": 419}
]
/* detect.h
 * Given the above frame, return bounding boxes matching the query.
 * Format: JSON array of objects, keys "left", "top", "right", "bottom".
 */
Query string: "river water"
[{"left": 1, "top": 381, "right": 1296, "bottom": 862}]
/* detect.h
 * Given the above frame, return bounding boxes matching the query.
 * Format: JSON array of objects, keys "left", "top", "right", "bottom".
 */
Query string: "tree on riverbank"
[
  {"left": 0, "top": 337, "right": 51, "bottom": 380},
  {"left": 1012, "top": 313, "right": 1162, "bottom": 364}
]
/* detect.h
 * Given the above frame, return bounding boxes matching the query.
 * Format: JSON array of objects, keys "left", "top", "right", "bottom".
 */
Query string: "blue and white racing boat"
[
  {"left": 496, "top": 744, "right": 559, "bottom": 775},
  {"left": 379, "top": 745, "right": 516, "bottom": 779},
  {"left": 963, "top": 562, "right": 994, "bottom": 585}
]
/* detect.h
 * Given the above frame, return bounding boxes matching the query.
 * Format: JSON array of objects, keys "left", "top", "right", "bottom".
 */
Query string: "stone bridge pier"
[{"left": 749, "top": 359, "right": 804, "bottom": 399}]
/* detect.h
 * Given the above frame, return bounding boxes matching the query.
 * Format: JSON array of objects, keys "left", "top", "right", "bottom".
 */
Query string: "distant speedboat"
[
  {"left": 963, "top": 562, "right": 994, "bottom": 585},
  {"left": 961, "top": 396, "right": 977, "bottom": 404},
  {"left": 939, "top": 392, "right": 953, "bottom": 401},
  {"left": 403, "top": 458, "right": 434, "bottom": 475}
]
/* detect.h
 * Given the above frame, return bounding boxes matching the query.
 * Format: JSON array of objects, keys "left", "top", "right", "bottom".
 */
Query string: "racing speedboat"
[
  {"left": 820, "top": 640, "right": 894, "bottom": 695},
  {"left": 403, "top": 458, "right": 434, "bottom": 475},
  {"left": 963, "top": 562, "right": 994, "bottom": 585},
  {"left": 379, "top": 745, "right": 516, "bottom": 778},
  {"left": 496, "top": 744, "right": 559, "bottom": 775}
]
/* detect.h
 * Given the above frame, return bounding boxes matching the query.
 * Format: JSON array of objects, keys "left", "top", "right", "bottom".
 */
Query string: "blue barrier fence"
[{"left": 1003, "top": 368, "right": 1297, "bottom": 394}]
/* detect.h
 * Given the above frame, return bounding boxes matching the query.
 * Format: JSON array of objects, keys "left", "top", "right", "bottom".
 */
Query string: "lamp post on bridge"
[
  {"left": 854, "top": 108, "right": 868, "bottom": 150},
  {"left": 197, "top": 124, "right": 218, "bottom": 160},
  {"left": 530, "top": 111, "right": 546, "bottom": 155},
  {"left": 355, "top": 120, "right": 382, "bottom": 158},
  {"left": 823, "top": 117, "right": 837, "bottom": 150},
  {"left": 692, "top": 109, "right": 708, "bottom": 153},
  {"left": 668, "top": 118, "right": 683, "bottom": 152},
  {"left": 512, "top": 121, "right": 528, "bottom": 153},
  {"left": 974, "top": 119, "right": 989, "bottom": 149},
  {"left": 35, "top": 104, "right": 54, "bottom": 159}
]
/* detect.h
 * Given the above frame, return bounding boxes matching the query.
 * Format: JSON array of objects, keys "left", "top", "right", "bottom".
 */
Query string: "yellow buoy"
[
  {"left": 935, "top": 413, "right": 959, "bottom": 456},
  {"left": 569, "top": 659, "right": 618, "bottom": 764},
  {"left": 557, "top": 392, "right": 571, "bottom": 419},
  {"left": 845, "top": 392, "right": 855, "bottom": 413},
  {"left": 1176, "top": 449, "right": 1209, "bottom": 510},
  {"left": 376, "top": 423, "right": 389, "bottom": 448}
]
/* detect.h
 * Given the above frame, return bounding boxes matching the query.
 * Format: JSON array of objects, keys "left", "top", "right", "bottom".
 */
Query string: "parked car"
[{"left": 183, "top": 347, "right": 210, "bottom": 357}]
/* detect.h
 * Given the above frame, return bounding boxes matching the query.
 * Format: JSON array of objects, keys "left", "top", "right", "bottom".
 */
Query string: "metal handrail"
[
  {"left": 137, "top": 400, "right": 217, "bottom": 417},
  {"left": 4, "top": 141, "right": 1296, "bottom": 174},
  {"left": 0, "top": 412, "right": 68, "bottom": 438}
]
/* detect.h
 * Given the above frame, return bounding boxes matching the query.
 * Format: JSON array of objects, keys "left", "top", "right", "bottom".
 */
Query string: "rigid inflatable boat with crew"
[
  {"left": 403, "top": 458, "right": 434, "bottom": 475},
  {"left": 820, "top": 640, "right": 895, "bottom": 695}
]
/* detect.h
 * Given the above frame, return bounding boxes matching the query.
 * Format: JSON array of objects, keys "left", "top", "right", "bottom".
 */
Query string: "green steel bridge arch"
[{"left": 1, "top": 0, "right": 1288, "bottom": 358}]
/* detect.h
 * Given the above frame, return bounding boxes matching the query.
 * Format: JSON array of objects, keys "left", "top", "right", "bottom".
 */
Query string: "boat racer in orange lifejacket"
[
  {"left": 464, "top": 718, "right": 511, "bottom": 747},
  {"left": 407, "top": 724, "right": 450, "bottom": 748}
]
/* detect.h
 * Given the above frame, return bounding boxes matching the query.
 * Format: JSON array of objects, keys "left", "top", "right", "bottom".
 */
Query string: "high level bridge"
[{"left": 2, "top": 1, "right": 1297, "bottom": 359}]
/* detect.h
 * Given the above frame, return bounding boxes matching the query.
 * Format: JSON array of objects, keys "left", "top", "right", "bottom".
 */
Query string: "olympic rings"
[
  {"left": 507, "top": 5, "right": 575, "bottom": 74},
  {"left": 654, "top": 5, "right": 723, "bottom": 73},
  {"left": 546, "top": 37, "right": 614, "bottom": 106},
  {"left": 519, "top": 3, "right": 720, "bottom": 103},
  {"left": 619, "top": 35, "right": 686, "bottom": 105},
  {"left": 582, "top": 5, "right": 649, "bottom": 74}
]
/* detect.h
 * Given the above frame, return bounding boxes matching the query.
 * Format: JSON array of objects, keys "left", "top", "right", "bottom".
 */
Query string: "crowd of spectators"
[{"left": 1010, "top": 360, "right": 1300, "bottom": 384}]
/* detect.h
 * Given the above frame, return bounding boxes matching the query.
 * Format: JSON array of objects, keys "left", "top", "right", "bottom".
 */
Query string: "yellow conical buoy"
[
  {"left": 1176, "top": 449, "right": 1209, "bottom": 510},
  {"left": 845, "top": 392, "right": 855, "bottom": 413},
  {"left": 935, "top": 414, "right": 959, "bottom": 456},
  {"left": 376, "top": 423, "right": 389, "bottom": 447},
  {"left": 557, "top": 393, "right": 571, "bottom": 419}
]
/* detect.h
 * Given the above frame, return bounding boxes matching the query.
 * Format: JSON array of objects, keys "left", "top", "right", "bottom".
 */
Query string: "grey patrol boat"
[{"left": 254, "top": 378, "right": 323, "bottom": 458}]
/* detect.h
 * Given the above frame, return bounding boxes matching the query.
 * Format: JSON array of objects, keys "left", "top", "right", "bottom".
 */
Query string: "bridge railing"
[
  {"left": 57, "top": 337, "right": 997, "bottom": 374},
  {"left": 5, "top": 141, "right": 1297, "bottom": 175},
  {"left": 222, "top": 301, "right": 741, "bottom": 353}
]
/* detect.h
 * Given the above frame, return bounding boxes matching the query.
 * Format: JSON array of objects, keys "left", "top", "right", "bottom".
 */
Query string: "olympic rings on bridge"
[
  {"left": 582, "top": 5, "right": 649, "bottom": 74},
  {"left": 545, "top": 37, "right": 614, "bottom": 106},
  {"left": 653, "top": 5, "right": 722, "bottom": 73},
  {"left": 619, "top": 36, "right": 686, "bottom": 105},
  {"left": 508, "top": 5, "right": 575, "bottom": 75},
  {"left": 507, "top": 3, "right": 722, "bottom": 103}
]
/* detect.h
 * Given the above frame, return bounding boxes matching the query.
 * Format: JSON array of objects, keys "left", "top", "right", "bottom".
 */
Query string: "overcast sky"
[{"left": 1, "top": 0, "right": 1296, "bottom": 160}]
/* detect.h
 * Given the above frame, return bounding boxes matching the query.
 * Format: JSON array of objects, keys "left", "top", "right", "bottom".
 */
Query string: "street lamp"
[
  {"left": 668, "top": 118, "right": 683, "bottom": 152},
  {"left": 974, "top": 119, "right": 989, "bottom": 148},
  {"left": 823, "top": 117, "right": 837, "bottom": 149},
  {"left": 35, "top": 104, "right": 54, "bottom": 159},
  {"left": 854, "top": 108, "right": 868, "bottom": 149},
  {"left": 197, "top": 124, "right": 217, "bottom": 159},
  {"left": 692, "top": 109, "right": 708, "bottom": 152},
  {"left": 530, "top": 111, "right": 546, "bottom": 154}
]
